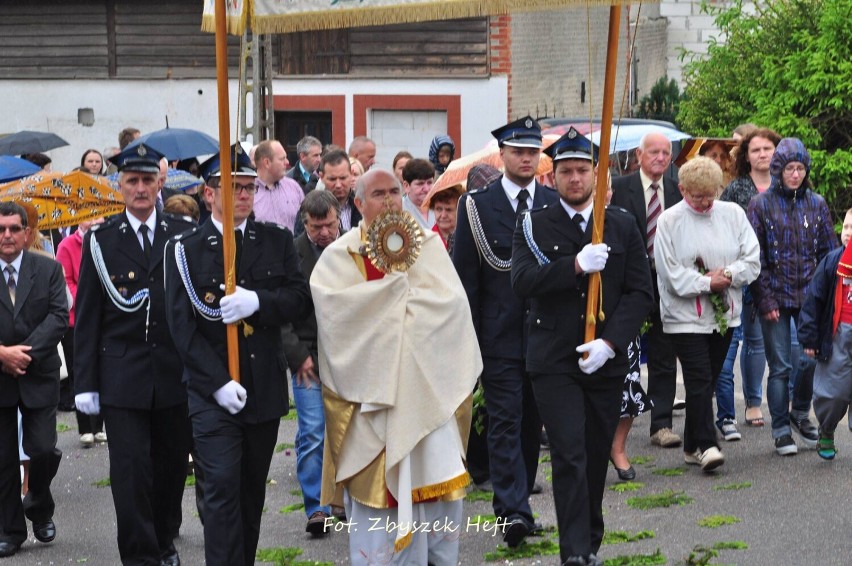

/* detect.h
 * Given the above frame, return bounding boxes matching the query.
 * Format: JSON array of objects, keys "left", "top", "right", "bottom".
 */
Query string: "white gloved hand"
[
  {"left": 576, "top": 339, "right": 616, "bottom": 375},
  {"left": 213, "top": 380, "right": 248, "bottom": 414},
  {"left": 576, "top": 243, "right": 609, "bottom": 274},
  {"left": 218, "top": 284, "right": 260, "bottom": 324},
  {"left": 75, "top": 392, "right": 101, "bottom": 415}
]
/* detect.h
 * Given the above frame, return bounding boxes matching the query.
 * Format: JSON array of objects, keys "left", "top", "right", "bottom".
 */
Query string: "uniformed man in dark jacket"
[
  {"left": 452, "top": 116, "right": 558, "bottom": 547},
  {"left": 512, "top": 128, "right": 653, "bottom": 566},
  {"left": 164, "top": 146, "right": 310, "bottom": 566},
  {"left": 74, "top": 143, "right": 195, "bottom": 566}
]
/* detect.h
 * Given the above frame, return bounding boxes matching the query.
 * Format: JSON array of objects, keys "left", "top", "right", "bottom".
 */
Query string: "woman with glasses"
[{"left": 655, "top": 156, "right": 761, "bottom": 472}]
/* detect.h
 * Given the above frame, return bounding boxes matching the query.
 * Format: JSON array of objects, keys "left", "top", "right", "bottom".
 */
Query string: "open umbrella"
[
  {"left": 107, "top": 168, "right": 204, "bottom": 193},
  {"left": 125, "top": 128, "right": 219, "bottom": 161},
  {"left": 0, "top": 130, "right": 69, "bottom": 156},
  {"left": 587, "top": 124, "right": 691, "bottom": 153},
  {"left": 0, "top": 156, "right": 40, "bottom": 183},
  {"left": 429, "top": 134, "right": 560, "bottom": 196},
  {"left": 0, "top": 170, "right": 125, "bottom": 229}
]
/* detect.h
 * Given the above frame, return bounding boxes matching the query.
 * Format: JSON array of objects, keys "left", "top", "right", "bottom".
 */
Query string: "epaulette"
[
  {"left": 260, "top": 221, "right": 291, "bottom": 233},
  {"left": 605, "top": 204, "right": 631, "bottom": 216},
  {"left": 89, "top": 215, "right": 119, "bottom": 233},
  {"left": 467, "top": 185, "right": 489, "bottom": 195},
  {"left": 170, "top": 225, "right": 200, "bottom": 242},
  {"left": 526, "top": 204, "right": 551, "bottom": 215}
]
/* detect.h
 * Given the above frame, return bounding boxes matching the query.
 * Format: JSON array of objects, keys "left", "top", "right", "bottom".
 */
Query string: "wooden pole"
[
  {"left": 584, "top": 4, "right": 621, "bottom": 344},
  {"left": 214, "top": 0, "right": 240, "bottom": 382}
]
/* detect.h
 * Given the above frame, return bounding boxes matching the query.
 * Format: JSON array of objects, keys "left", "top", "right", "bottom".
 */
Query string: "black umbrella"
[{"left": 0, "top": 130, "right": 69, "bottom": 156}]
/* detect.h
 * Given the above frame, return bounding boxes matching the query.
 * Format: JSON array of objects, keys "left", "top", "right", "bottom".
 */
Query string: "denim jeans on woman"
[
  {"left": 715, "top": 294, "right": 766, "bottom": 425},
  {"left": 760, "top": 308, "right": 816, "bottom": 439}
]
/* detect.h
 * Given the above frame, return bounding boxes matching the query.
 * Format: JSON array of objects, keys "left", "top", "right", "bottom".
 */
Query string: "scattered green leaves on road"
[
  {"left": 697, "top": 515, "right": 741, "bottom": 528},
  {"left": 610, "top": 481, "right": 644, "bottom": 493},
  {"left": 626, "top": 490, "right": 693, "bottom": 510},
  {"left": 603, "top": 549, "right": 666, "bottom": 565},
  {"left": 602, "top": 530, "right": 656, "bottom": 544}
]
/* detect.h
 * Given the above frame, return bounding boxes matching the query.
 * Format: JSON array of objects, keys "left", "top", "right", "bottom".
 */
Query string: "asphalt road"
[{"left": 7, "top": 372, "right": 852, "bottom": 566}]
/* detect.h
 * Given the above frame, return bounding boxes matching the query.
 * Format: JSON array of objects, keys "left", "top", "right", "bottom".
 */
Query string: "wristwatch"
[{"left": 723, "top": 268, "right": 733, "bottom": 279}]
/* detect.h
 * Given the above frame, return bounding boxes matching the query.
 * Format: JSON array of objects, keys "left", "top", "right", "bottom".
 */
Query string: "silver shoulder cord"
[
  {"left": 522, "top": 212, "right": 551, "bottom": 266},
  {"left": 465, "top": 196, "right": 511, "bottom": 272},
  {"left": 90, "top": 232, "right": 152, "bottom": 339},
  {"left": 174, "top": 241, "right": 222, "bottom": 321}
]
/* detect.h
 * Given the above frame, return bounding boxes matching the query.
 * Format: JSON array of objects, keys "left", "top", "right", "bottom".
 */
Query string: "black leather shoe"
[
  {"left": 0, "top": 542, "right": 20, "bottom": 558},
  {"left": 160, "top": 546, "right": 180, "bottom": 566},
  {"left": 530, "top": 482, "right": 543, "bottom": 494},
  {"left": 502, "top": 518, "right": 531, "bottom": 548},
  {"left": 33, "top": 519, "right": 56, "bottom": 543},
  {"left": 614, "top": 464, "right": 636, "bottom": 481}
]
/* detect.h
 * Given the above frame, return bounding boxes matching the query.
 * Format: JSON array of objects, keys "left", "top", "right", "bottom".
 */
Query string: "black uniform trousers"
[
  {"left": 101, "top": 404, "right": 191, "bottom": 566},
  {"left": 646, "top": 272, "right": 679, "bottom": 435},
  {"left": 530, "top": 371, "right": 622, "bottom": 562},
  {"left": 0, "top": 404, "right": 61, "bottom": 546},
  {"left": 482, "top": 356, "right": 540, "bottom": 524},
  {"left": 192, "top": 407, "right": 279, "bottom": 566}
]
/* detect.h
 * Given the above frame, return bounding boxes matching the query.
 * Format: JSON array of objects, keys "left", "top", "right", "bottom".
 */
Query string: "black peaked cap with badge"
[
  {"left": 109, "top": 143, "right": 165, "bottom": 173},
  {"left": 543, "top": 126, "right": 599, "bottom": 164},
  {"left": 198, "top": 142, "right": 257, "bottom": 182},
  {"left": 491, "top": 115, "right": 543, "bottom": 149}
]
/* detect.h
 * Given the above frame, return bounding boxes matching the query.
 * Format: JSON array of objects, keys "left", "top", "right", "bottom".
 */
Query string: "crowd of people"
[{"left": 0, "top": 116, "right": 846, "bottom": 566}]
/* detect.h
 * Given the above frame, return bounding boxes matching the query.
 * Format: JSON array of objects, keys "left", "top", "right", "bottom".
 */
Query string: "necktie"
[
  {"left": 139, "top": 225, "right": 152, "bottom": 264},
  {"left": 572, "top": 213, "right": 585, "bottom": 237},
  {"left": 5, "top": 265, "right": 15, "bottom": 306},
  {"left": 646, "top": 183, "right": 661, "bottom": 259},
  {"left": 234, "top": 229, "right": 243, "bottom": 267},
  {"left": 516, "top": 189, "right": 530, "bottom": 215}
]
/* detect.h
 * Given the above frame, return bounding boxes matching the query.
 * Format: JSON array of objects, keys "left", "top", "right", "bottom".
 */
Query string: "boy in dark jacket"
[{"left": 799, "top": 209, "right": 852, "bottom": 459}]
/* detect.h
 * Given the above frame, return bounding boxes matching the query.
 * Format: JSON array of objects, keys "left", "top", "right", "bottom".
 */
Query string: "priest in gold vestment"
[{"left": 310, "top": 169, "right": 483, "bottom": 565}]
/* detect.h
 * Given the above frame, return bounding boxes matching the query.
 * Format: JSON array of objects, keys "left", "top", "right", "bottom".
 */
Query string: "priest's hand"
[
  {"left": 576, "top": 339, "right": 615, "bottom": 374},
  {"left": 213, "top": 380, "right": 247, "bottom": 414},
  {"left": 219, "top": 284, "right": 260, "bottom": 324}
]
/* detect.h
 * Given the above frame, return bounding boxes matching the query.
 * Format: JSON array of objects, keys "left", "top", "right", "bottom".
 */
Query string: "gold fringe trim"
[
  {"left": 201, "top": 2, "right": 249, "bottom": 35},
  {"left": 394, "top": 531, "right": 413, "bottom": 553},
  {"left": 411, "top": 472, "right": 470, "bottom": 503},
  {"left": 246, "top": 0, "right": 637, "bottom": 36}
]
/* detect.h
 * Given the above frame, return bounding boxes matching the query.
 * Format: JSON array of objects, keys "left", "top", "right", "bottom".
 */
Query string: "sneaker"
[
  {"left": 650, "top": 428, "right": 682, "bottom": 448},
  {"left": 94, "top": 432, "right": 108, "bottom": 443},
  {"left": 791, "top": 416, "right": 818, "bottom": 449},
  {"left": 305, "top": 511, "right": 331, "bottom": 536},
  {"left": 717, "top": 419, "right": 742, "bottom": 442},
  {"left": 684, "top": 449, "right": 702, "bottom": 466},
  {"left": 672, "top": 398, "right": 686, "bottom": 411},
  {"left": 80, "top": 433, "right": 95, "bottom": 448},
  {"left": 697, "top": 446, "right": 725, "bottom": 471},
  {"left": 818, "top": 429, "right": 837, "bottom": 460},
  {"left": 775, "top": 434, "right": 798, "bottom": 456}
]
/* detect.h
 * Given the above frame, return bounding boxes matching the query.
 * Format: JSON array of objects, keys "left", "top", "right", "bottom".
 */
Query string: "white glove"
[
  {"left": 213, "top": 380, "right": 247, "bottom": 414},
  {"left": 218, "top": 284, "right": 260, "bottom": 325},
  {"left": 75, "top": 392, "right": 100, "bottom": 415},
  {"left": 576, "top": 243, "right": 609, "bottom": 274},
  {"left": 576, "top": 339, "right": 616, "bottom": 375}
]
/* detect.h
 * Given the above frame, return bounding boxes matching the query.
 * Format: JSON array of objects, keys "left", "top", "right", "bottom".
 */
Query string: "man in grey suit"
[
  {"left": 0, "top": 202, "right": 68, "bottom": 558},
  {"left": 610, "top": 133, "right": 682, "bottom": 448}
]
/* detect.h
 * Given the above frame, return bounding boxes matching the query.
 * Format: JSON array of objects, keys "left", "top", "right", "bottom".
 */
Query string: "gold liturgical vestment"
[{"left": 311, "top": 226, "right": 482, "bottom": 551}]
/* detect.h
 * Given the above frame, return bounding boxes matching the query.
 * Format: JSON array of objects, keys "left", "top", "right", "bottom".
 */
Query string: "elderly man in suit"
[
  {"left": 512, "top": 128, "right": 653, "bottom": 565},
  {"left": 165, "top": 147, "right": 310, "bottom": 566},
  {"left": 453, "top": 116, "right": 559, "bottom": 547},
  {"left": 0, "top": 202, "right": 68, "bottom": 558},
  {"left": 280, "top": 190, "right": 340, "bottom": 536},
  {"left": 610, "top": 132, "right": 683, "bottom": 449},
  {"left": 75, "top": 144, "right": 195, "bottom": 566}
]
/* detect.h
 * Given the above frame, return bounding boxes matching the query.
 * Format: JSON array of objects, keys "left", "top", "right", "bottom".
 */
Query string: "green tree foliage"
[
  {"left": 634, "top": 77, "right": 682, "bottom": 125},
  {"left": 678, "top": 0, "right": 852, "bottom": 216}
]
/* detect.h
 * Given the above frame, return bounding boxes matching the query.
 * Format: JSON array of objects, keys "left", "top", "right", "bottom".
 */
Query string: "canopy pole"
[
  {"left": 584, "top": 4, "right": 621, "bottom": 345},
  {"left": 214, "top": 0, "right": 240, "bottom": 382}
]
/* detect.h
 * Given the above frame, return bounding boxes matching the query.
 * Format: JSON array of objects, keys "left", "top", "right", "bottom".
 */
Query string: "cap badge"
[
  {"left": 568, "top": 129, "right": 577, "bottom": 139},
  {"left": 525, "top": 118, "right": 533, "bottom": 129},
  {"left": 137, "top": 145, "right": 147, "bottom": 157}
]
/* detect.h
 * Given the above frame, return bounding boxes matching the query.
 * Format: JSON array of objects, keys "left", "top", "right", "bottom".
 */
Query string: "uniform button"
[
  {"left": 213, "top": 278, "right": 217, "bottom": 283},
  {"left": 581, "top": 293, "right": 586, "bottom": 298},
  {"left": 151, "top": 321, "right": 157, "bottom": 327},
  {"left": 554, "top": 245, "right": 559, "bottom": 250},
  {"left": 149, "top": 277, "right": 154, "bottom": 282},
  {"left": 580, "top": 314, "right": 585, "bottom": 320},
  {"left": 536, "top": 319, "right": 541, "bottom": 324},
  {"left": 240, "top": 279, "right": 246, "bottom": 285},
  {"left": 250, "top": 354, "right": 256, "bottom": 359},
  {"left": 151, "top": 343, "right": 157, "bottom": 349}
]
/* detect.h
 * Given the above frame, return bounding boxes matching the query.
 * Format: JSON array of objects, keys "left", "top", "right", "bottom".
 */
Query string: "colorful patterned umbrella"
[{"left": 0, "top": 170, "right": 125, "bottom": 229}]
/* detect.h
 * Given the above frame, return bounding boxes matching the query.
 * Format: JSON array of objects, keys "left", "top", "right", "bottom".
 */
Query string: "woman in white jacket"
[{"left": 655, "top": 156, "right": 761, "bottom": 472}]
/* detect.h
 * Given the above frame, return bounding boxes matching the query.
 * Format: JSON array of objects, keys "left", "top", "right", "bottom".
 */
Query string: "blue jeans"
[
  {"left": 715, "top": 325, "right": 742, "bottom": 424},
  {"left": 740, "top": 299, "right": 766, "bottom": 408},
  {"left": 291, "top": 375, "right": 330, "bottom": 517},
  {"left": 760, "top": 309, "right": 816, "bottom": 439}
]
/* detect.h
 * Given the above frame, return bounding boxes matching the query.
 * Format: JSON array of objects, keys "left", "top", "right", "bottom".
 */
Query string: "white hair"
[{"left": 638, "top": 132, "right": 672, "bottom": 152}]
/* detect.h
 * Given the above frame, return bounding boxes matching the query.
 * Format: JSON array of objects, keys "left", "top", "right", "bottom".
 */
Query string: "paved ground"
[{"left": 7, "top": 371, "right": 852, "bottom": 565}]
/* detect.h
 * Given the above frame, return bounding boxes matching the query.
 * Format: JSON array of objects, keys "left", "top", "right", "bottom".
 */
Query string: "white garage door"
[{"left": 369, "top": 110, "right": 448, "bottom": 170}]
